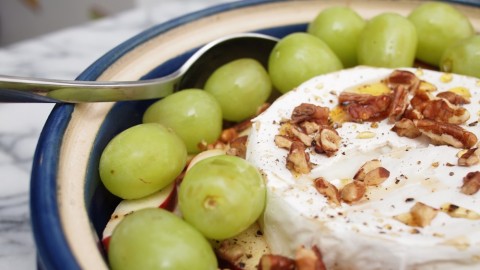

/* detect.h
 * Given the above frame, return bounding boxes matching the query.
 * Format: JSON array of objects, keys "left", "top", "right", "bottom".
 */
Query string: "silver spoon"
[{"left": 0, "top": 33, "right": 278, "bottom": 103}]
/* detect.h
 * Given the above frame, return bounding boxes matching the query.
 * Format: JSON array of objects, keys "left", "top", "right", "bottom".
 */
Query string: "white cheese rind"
[{"left": 247, "top": 67, "right": 480, "bottom": 270}]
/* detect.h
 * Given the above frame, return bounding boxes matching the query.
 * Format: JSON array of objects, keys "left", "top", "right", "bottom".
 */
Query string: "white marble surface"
[{"left": 0, "top": 0, "right": 231, "bottom": 269}]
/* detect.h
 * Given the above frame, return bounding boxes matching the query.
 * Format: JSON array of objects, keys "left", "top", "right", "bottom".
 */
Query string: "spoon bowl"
[{"left": 0, "top": 33, "right": 278, "bottom": 103}]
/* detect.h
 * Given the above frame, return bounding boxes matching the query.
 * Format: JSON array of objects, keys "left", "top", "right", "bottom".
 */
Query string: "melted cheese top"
[{"left": 246, "top": 67, "right": 480, "bottom": 270}]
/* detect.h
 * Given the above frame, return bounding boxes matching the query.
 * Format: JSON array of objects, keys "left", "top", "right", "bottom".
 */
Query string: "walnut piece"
[
  {"left": 394, "top": 202, "right": 439, "bottom": 228},
  {"left": 458, "top": 148, "right": 480, "bottom": 167},
  {"left": 421, "top": 98, "right": 470, "bottom": 125},
  {"left": 341, "top": 181, "right": 366, "bottom": 204},
  {"left": 313, "top": 177, "right": 341, "bottom": 206},
  {"left": 286, "top": 141, "right": 312, "bottom": 174},
  {"left": 274, "top": 135, "right": 294, "bottom": 150},
  {"left": 461, "top": 171, "right": 480, "bottom": 195},
  {"left": 295, "top": 246, "right": 327, "bottom": 270},
  {"left": 414, "top": 119, "right": 477, "bottom": 149},
  {"left": 391, "top": 118, "right": 421, "bottom": 138}
]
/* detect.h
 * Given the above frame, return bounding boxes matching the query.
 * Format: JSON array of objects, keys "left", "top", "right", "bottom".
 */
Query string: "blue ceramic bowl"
[{"left": 30, "top": 0, "right": 480, "bottom": 269}]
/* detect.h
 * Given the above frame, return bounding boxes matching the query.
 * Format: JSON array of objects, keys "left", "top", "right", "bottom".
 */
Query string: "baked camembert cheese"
[{"left": 247, "top": 66, "right": 480, "bottom": 270}]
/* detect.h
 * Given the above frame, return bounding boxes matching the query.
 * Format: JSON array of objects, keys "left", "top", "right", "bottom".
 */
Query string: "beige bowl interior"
[{"left": 55, "top": 0, "right": 480, "bottom": 269}]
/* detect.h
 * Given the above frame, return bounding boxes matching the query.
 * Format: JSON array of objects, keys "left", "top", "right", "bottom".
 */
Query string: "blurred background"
[{"left": 0, "top": 0, "right": 143, "bottom": 46}]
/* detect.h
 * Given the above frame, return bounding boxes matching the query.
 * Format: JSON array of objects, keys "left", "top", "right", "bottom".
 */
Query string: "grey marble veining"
[{"left": 0, "top": 1, "right": 231, "bottom": 269}]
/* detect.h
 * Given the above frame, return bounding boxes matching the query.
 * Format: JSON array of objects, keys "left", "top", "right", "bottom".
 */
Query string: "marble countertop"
[{"left": 0, "top": 0, "right": 231, "bottom": 268}]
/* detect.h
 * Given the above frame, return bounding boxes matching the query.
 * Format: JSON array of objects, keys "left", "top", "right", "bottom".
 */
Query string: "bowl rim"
[
  {"left": 30, "top": 0, "right": 480, "bottom": 269},
  {"left": 30, "top": 0, "right": 282, "bottom": 269}
]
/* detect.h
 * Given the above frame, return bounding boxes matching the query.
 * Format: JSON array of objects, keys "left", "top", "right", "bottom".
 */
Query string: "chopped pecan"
[
  {"left": 410, "top": 90, "right": 433, "bottom": 112},
  {"left": 339, "top": 92, "right": 392, "bottom": 122},
  {"left": 341, "top": 181, "right": 366, "bottom": 204},
  {"left": 295, "top": 246, "right": 327, "bottom": 270},
  {"left": 258, "top": 255, "right": 295, "bottom": 270},
  {"left": 274, "top": 135, "right": 294, "bottom": 150},
  {"left": 385, "top": 70, "right": 420, "bottom": 93},
  {"left": 391, "top": 118, "right": 421, "bottom": 138},
  {"left": 300, "top": 121, "right": 320, "bottom": 135},
  {"left": 461, "top": 171, "right": 480, "bottom": 195},
  {"left": 290, "top": 126, "right": 313, "bottom": 146},
  {"left": 291, "top": 103, "right": 330, "bottom": 125},
  {"left": 226, "top": 135, "right": 248, "bottom": 159},
  {"left": 314, "top": 128, "right": 341, "bottom": 156},
  {"left": 388, "top": 85, "right": 410, "bottom": 122},
  {"left": 287, "top": 141, "right": 312, "bottom": 174},
  {"left": 403, "top": 108, "right": 423, "bottom": 120},
  {"left": 422, "top": 98, "right": 470, "bottom": 125},
  {"left": 363, "top": 167, "right": 390, "bottom": 186},
  {"left": 458, "top": 148, "right": 480, "bottom": 167},
  {"left": 353, "top": 159, "right": 382, "bottom": 181},
  {"left": 313, "top": 177, "right": 341, "bottom": 206},
  {"left": 220, "top": 128, "right": 238, "bottom": 143},
  {"left": 394, "top": 202, "right": 439, "bottom": 228},
  {"left": 413, "top": 119, "right": 477, "bottom": 149},
  {"left": 436, "top": 91, "right": 470, "bottom": 105}
]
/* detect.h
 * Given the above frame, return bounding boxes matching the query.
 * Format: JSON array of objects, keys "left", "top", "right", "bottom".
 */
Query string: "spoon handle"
[{"left": 0, "top": 74, "right": 180, "bottom": 103}]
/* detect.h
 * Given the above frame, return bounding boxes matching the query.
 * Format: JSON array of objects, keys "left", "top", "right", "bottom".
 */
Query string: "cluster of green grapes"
[
  {"left": 271, "top": 1, "right": 478, "bottom": 95},
  {"left": 98, "top": 2, "right": 478, "bottom": 270}
]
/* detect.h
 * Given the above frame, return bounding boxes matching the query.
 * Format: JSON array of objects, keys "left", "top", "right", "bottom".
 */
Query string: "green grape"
[
  {"left": 307, "top": 6, "right": 366, "bottom": 68},
  {"left": 108, "top": 208, "right": 217, "bottom": 270},
  {"left": 204, "top": 58, "right": 272, "bottom": 122},
  {"left": 99, "top": 123, "right": 187, "bottom": 199},
  {"left": 143, "top": 89, "right": 222, "bottom": 154},
  {"left": 408, "top": 2, "right": 474, "bottom": 67},
  {"left": 178, "top": 155, "right": 266, "bottom": 240},
  {"left": 357, "top": 13, "right": 417, "bottom": 68},
  {"left": 440, "top": 35, "right": 480, "bottom": 78},
  {"left": 268, "top": 32, "right": 343, "bottom": 94}
]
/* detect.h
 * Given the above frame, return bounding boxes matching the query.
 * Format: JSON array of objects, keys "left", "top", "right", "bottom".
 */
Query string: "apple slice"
[{"left": 101, "top": 182, "right": 177, "bottom": 250}]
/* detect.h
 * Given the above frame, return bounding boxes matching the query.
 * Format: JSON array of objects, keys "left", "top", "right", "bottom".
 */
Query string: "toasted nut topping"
[
  {"left": 461, "top": 171, "right": 480, "bottom": 195},
  {"left": 354, "top": 159, "right": 382, "bottom": 181},
  {"left": 363, "top": 167, "right": 390, "bottom": 186},
  {"left": 339, "top": 92, "right": 392, "bottom": 122},
  {"left": 258, "top": 254, "right": 295, "bottom": 270},
  {"left": 436, "top": 91, "right": 470, "bottom": 105},
  {"left": 392, "top": 118, "right": 421, "bottom": 138},
  {"left": 388, "top": 85, "right": 410, "bottom": 122},
  {"left": 290, "top": 126, "right": 313, "bottom": 147},
  {"left": 287, "top": 142, "right": 312, "bottom": 174},
  {"left": 295, "top": 246, "right": 327, "bottom": 270},
  {"left": 226, "top": 135, "right": 248, "bottom": 159},
  {"left": 274, "top": 135, "right": 294, "bottom": 150},
  {"left": 410, "top": 90, "right": 433, "bottom": 112},
  {"left": 300, "top": 121, "right": 320, "bottom": 135},
  {"left": 220, "top": 128, "right": 238, "bottom": 143},
  {"left": 458, "top": 148, "right": 480, "bottom": 167},
  {"left": 314, "top": 128, "right": 341, "bottom": 156},
  {"left": 313, "top": 177, "right": 341, "bottom": 206},
  {"left": 341, "top": 181, "right": 366, "bottom": 204},
  {"left": 440, "top": 203, "right": 480, "bottom": 220},
  {"left": 403, "top": 108, "right": 424, "bottom": 120},
  {"left": 394, "top": 202, "right": 439, "bottom": 228},
  {"left": 385, "top": 70, "right": 420, "bottom": 93},
  {"left": 291, "top": 103, "right": 330, "bottom": 125},
  {"left": 414, "top": 119, "right": 477, "bottom": 149},
  {"left": 421, "top": 98, "right": 470, "bottom": 125}
]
